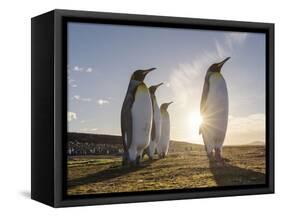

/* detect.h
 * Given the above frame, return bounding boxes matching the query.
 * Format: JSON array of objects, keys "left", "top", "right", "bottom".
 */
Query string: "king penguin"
[
  {"left": 199, "top": 57, "right": 230, "bottom": 163},
  {"left": 143, "top": 82, "right": 164, "bottom": 160},
  {"left": 157, "top": 102, "right": 173, "bottom": 158},
  {"left": 121, "top": 68, "right": 156, "bottom": 165}
]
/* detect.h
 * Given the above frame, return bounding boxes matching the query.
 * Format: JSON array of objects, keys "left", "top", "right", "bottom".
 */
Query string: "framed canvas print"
[{"left": 31, "top": 9, "right": 274, "bottom": 207}]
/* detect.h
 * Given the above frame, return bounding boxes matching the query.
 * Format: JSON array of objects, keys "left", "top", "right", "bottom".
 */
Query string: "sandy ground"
[{"left": 67, "top": 144, "right": 266, "bottom": 195}]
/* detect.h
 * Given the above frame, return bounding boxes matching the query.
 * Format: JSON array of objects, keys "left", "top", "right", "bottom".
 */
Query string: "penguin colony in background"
[{"left": 121, "top": 57, "right": 230, "bottom": 166}]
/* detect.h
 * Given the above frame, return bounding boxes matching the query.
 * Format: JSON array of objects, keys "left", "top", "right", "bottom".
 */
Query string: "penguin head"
[
  {"left": 130, "top": 68, "right": 156, "bottom": 82},
  {"left": 161, "top": 101, "right": 173, "bottom": 111},
  {"left": 149, "top": 82, "right": 163, "bottom": 94},
  {"left": 207, "top": 57, "right": 230, "bottom": 74}
]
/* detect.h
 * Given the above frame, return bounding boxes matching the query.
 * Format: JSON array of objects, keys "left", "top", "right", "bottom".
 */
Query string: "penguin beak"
[
  {"left": 167, "top": 101, "right": 173, "bottom": 106},
  {"left": 143, "top": 67, "right": 156, "bottom": 76},
  {"left": 217, "top": 57, "right": 231, "bottom": 70},
  {"left": 155, "top": 82, "right": 164, "bottom": 89}
]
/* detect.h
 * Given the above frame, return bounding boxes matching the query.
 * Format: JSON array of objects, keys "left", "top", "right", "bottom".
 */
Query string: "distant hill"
[
  {"left": 228, "top": 141, "right": 265, "bottom": 146},
  {"left": 246, "top": 141, "right": 265, "bottom": 146}
]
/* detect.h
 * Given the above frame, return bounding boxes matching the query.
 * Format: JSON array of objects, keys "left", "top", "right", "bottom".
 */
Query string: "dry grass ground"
[{"left": 67, "top": 144, "right": 265, "bottom": 195}]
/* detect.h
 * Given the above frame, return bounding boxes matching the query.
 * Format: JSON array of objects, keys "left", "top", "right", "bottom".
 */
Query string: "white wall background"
[{"left": 0, "top": 0, "right": 279, "bottom": 216}]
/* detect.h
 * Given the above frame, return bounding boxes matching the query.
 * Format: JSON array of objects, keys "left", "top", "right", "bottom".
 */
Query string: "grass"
[{"left": 67, "top": 144, "right": 266, "bottom": 195}]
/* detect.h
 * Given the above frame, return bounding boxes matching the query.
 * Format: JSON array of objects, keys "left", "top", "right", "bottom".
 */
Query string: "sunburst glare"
[
  {"left": 189, "top": 111, "right": 203, "bottom": 129},
  {"left": 186, "top": 111, "right": 204, "bottom": 143}
]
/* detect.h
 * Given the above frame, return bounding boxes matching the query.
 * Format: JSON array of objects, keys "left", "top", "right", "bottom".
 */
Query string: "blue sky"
[{"left": 67, "top": 22, "right": 266, "bottom": 145}]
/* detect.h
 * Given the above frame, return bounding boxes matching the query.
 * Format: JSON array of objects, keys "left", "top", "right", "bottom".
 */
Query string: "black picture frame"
[{"left": 31, "top": 9, "right": 274, "bottom": 207}]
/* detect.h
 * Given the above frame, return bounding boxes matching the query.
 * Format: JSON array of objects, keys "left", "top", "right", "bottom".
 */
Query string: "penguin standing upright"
[
  {"left": 157, "top": 102, "right": 173, "bottom": 158},
  {"left": 144, "top": 83, "right": 163, "bottom": 160},
  {"left": 199, "top": 57, "right": 230, "bottom": 163},
  {"left": 121, "top": 68, "right": 156, "bottom": 165}
]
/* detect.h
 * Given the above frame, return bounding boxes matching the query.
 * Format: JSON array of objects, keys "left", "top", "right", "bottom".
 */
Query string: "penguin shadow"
[
  {"left": 68, "top": 159, "right": 157, "bottom": 188},
  {"left": 208, "top": 158, "right": 266, "bottom": 186}
]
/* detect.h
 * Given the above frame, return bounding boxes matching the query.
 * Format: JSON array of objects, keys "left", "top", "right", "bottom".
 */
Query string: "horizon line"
[{"left": 67, "top": 131, "right": 265, "bottom": 146}]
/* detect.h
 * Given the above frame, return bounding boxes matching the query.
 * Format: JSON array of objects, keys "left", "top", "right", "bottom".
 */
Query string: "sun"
[
  {"left": 183, "top": 111, "right": 204, "bottom": 143},
  {"left": 188, "top": 111, "right": 203, "bottom": 130}
]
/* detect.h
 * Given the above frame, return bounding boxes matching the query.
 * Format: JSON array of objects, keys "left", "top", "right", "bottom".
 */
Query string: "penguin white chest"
[
  {"left": 204, "top": 74, "right": 228, "bottom": 146},
  {"left": 207, "top": 74, "right": 228, "bottom": 122},
  {"left": 158, "top": 111, "right": 170, "bottom": 155},
  {"left": 131, "top": 84, "right": 153, "bottom": 150}
]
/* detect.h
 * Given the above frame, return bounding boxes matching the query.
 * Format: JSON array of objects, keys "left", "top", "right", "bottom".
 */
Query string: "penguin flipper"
[
  {"left": 151, "top": 118, "right": 156, "bottom": 141},
  {"left": 121, "top": 93, "right": 134, "bottom": 151}
]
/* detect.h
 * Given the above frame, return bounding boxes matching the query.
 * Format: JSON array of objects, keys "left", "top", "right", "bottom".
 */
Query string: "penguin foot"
[
  {"left": 222, "top": 157, "right": 230, "bottom": 163},
  {"left": 207, "top": 153, "right": 214, "bottom": 159},
  {"left": 215, "top": 159, "right": 226, "bottom": 167},
  {"left": 215, "top": 148, "right": 223, "bottom": 161},
  {"left": 122, "top": 155, "right": 128, "bottom": 166},
  {"left": 142, "top": 152, "right": 146, "bottom": 159},
  {"left": 158, "top": 153, "right": 165, "bottom": 159},
  {"left": 127, "top": 160, "right": 137, "bottom": 167},
  {"left": 122, "top": 160, "right": 127, "bottom": 166},
  {"left": 147, "top": 154, "right": 153, "bottom": 161},
  {"left": 122, "top": 156, "right": 144, "bottom": 167},
  {"left": 216, "top": 157, "right": 227, "bottom": 166},
  {"left": 136, "top": 156, "right": 141, "bottom": 165}
]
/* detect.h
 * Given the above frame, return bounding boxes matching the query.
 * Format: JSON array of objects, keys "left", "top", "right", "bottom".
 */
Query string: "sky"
[{"left": 67, "top": 22, "right": 266, "bottom": 145}]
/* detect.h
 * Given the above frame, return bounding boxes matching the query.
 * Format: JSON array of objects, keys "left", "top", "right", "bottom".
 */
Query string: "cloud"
[
  {"left": 67, "top": 112, "right": 77, "bottom": 122},
  {"left": 73, "top": 95, "right": 80, "bottom": 100},
  {"left": 86, "top": 67, "right": 93, "bottom": 72},
  {"left": 81, "top": 98, "right": 92, "bottom": 102},
  {"left": 73, "top": 65, "right": 83, "bottom": 72},
  {"left": 72, "top": 95, "right": 92, "bottom": 102},
  {"left": 215, "top": 32, "right": 248, "bottom": 58},
  {"left": 78, "top": 128, "right": 98, "bottom": 133},
  {"left": 226, "top": 113, "right": 265, "bottom": 145},
  {"left": 169, "top": 52, "right": 219, "bottom": 108},
  {"left": 97, "top": 99, "right": 109, "bottom": 105},
  {"left": 228, "top": 113, "right": 265, "bottom": 132},
  {"left": 80, "top": 119, "right": 95, "bottom": 124},
  {"left": 68, "top": 77, "right": 78, "bottom": 88},
  {"left": 215, "top": 40, "right": 229, "bottom": 58},
  {"left": 225, "top": 32, "right": 248, "bottom": 50},
  {"left": 67, "top": 66, "right": 94, "bottom": 88},
  {"left": 69, "top": 65, "right": 94, "bottom": 73},
  {"left": 68, "top": 78, "right": 75, "bottom": 84}
]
